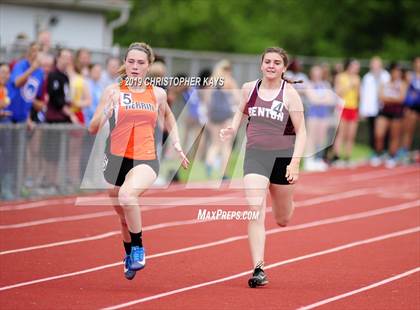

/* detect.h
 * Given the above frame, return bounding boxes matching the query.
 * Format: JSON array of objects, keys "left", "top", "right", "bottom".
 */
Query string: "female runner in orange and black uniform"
[{"left": 89, "top": 42, "right": 189, "bottom": 280}]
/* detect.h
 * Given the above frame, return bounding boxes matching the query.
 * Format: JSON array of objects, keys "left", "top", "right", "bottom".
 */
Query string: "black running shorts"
[
  {"left": 243, "top": 148, "right": 293, "bottom": 185},
  {"left": 103, "top": 151, "right": 160, "bottom": 187}
]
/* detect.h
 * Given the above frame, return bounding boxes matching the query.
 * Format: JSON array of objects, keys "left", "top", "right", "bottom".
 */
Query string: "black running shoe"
[{"left": 248, "top": 267, "right": 268, "bottom": 288}]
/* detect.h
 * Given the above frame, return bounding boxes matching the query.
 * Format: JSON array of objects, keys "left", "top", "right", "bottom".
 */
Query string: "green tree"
[{"left": 114, "top": 0, "right": 420, "bottom": 59}]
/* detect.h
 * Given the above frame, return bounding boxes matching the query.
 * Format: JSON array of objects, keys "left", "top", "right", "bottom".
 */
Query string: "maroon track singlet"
[{"left": 244, "top": 79, "right": 295, "bottom": 150}]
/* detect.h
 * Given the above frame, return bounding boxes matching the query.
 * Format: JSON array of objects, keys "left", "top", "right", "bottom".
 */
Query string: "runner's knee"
[
  {"left": 275, "top": 216, "right": 290, "bottom": 227},
  {"left": 273, "top": 201, "right": 293, "bottom": 227},
  {"left": 118, "top": 189, "right": 138, "bottom": 209}
]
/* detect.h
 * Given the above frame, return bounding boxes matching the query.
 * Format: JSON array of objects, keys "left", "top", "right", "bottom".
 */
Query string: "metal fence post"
[
  {"left": 15, "top": 124, "right": 26, "bottom": 199},
  {"left": 58, "top": 127, "right": 68, "bottom": 193},
  {"left": 190, "top": 58, "right": 200, "bottom": 77}
]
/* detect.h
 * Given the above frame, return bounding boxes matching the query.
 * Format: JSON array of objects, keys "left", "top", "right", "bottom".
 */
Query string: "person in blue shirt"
[
  {"left": 2, "top": 43, "right": 44, "bottom": 199},
  {"left": 0, "top": 63, "right": 14, "bottom": 199},
  {"left": 83, "top": 63, "right": 103, "bottom": 127},
  {"left": 80, "top": 63, "right": 104, "bottom": 186},
  {"left": 6, "top": 42, "right": 44, "bottom": 125},
  {"left": 399, "top": 57, "right": 420, "bottom": 163}
]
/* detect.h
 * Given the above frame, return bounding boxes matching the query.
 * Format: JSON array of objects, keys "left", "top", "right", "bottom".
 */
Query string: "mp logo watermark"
[
  {"left": 197, "top": 209, "right": 260, "bottom": 221},
  {"left": 76, "top": 87, "right": 343, "bottom": 208}
]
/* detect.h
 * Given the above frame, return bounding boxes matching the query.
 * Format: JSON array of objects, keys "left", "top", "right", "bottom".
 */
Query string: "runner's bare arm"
[
  {"left": 155, "top": 86, "right": 190, "bottom": 168},
  {"left": 155, "top": 87, "right": 181, "bottom": 144},
  {"left": 220, "top": 81, "right": 256, "bottom": 140},
  {"left": 285, "top": 84, "right": 306, "bottom": 184},
  {"left": 89, "top": 84, "right": 119, "bottom": 134},
  {"left": 287, "top": 84, "right": 306, "bottom": 163}
]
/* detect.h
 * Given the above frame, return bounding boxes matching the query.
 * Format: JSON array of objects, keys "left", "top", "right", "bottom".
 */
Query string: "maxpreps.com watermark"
[
  {"left": 125, "top": 76, "right": 225, "bottom": 88},
  {"left": 197, "top": 209, "right": 260, "bottom": 221}
]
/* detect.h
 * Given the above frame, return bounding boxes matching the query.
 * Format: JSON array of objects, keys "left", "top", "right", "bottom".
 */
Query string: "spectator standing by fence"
[
  {"left": 43, "top": 48, "right": 74, "bottom": 192},
  {"left": 360, "top": 57, "right": 390, "bottom": 157},
  {"left": 75, "top": 48, "right": 92, "bottom": 78},
  {"left": 80, "top": 63, "right": 104, "bottom": 186},
  {"left": 205, "top": 59, "right": 239, "bottom": 179},
  {"left": 400, "top": 57, "right": 420, "bottom": 163},
  {"left": 372, "top": 63, "right": 408, "bottom": 168},
  {"left": 2, "top": 43, "right": 44, "bottom": 198},
  {"left": 331, "top": 59, "right": 360, "bottom": 166},
  {"left": 0, "top": 63, "right": 13, "bottom": 199},
  {"left": 304, "top": 65, "right": 336, "bottom": 171},
  {"left": 100, "top": 57, "right": 121, "bottom": 89}
]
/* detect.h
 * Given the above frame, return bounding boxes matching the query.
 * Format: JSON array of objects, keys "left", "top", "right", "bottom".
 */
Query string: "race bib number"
[
  {"left": 120, "top": 92, "right": 132, "bottom": 106},
  {"left": 270, "top": 100, "right": 285, "bottom": 121}
]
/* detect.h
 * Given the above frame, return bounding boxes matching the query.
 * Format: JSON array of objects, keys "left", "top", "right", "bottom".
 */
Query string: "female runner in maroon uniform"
[{"left": 221, "top": 47, "right": 306, "bottom": 287}]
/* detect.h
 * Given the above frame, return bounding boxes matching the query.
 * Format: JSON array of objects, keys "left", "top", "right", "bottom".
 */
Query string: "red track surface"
[{"left": 0, "top": 165, "right": 419, "bottom": 309}]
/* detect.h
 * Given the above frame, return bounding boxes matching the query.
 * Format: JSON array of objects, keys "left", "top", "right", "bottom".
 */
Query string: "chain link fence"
[{"left": 0, "top": 123, "right": 93, "bottom": 200}]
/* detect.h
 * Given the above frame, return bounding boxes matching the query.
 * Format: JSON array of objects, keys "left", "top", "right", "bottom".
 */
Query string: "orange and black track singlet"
[{"left": 107, "top": 80, "right": 158, "bottom": 160}]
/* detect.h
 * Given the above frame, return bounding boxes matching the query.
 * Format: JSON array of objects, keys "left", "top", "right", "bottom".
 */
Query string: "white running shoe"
[
  {"left": 369, "top": 156, "right": 382, "bottom": 167},
  {"left": 385, "top": 158, "right": 397, "bottom": 169}
]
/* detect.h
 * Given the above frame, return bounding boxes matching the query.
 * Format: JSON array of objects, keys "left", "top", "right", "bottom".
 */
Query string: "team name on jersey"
[
  {"left": 248, "top": 100, "right": 286, "bottom": 122},
  {"left": 120, "top": 92, "right": 155, "bottom": 111}
]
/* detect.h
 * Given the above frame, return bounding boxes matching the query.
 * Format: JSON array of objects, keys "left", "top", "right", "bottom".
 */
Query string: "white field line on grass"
[
  {"left": 102, "top": 227, "right": 420, "bottom": 310},
  {"left": 298, "top": 267, "right": 420, "bottom": 310},
  {"left": 0, "top": 200, "right": 418, "bottom": 292}
]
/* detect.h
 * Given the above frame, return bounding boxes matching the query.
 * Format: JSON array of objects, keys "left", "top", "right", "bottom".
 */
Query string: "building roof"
[{"left": 0, "top": 0, "right": 131, "bottom": 12}]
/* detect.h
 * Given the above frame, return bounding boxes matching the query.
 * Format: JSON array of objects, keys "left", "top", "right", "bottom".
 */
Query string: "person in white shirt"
[
  {"left": 359, "top": 56, "right": 390, "bottom": 154},
  {"left": 99, "top": 56, "right": 121, "bottom": 89}
]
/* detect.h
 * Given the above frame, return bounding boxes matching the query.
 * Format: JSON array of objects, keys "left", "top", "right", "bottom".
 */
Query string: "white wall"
[{"left": 0, "top": 3, "right": 108, "bottom": 49}]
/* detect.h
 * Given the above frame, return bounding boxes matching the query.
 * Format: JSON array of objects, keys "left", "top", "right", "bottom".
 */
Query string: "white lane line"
[
  {"left": 1, "top": 166, "right": 416, "bottom": 211},
  {"left": 101, "top": 227, "right": 420, "bottom": 310},
  {"left": 1, "top": 196, "right": 417, "bottom": 256},
  {"left": 0, "top": 219, "right": 216, "bottom": 255},
  {"left": 0, "top": 183, "right": 196, "bottom": 212},
  {"left": 349, "top": 166, "right": 419, "bottom": 182},
  {"left": 317, "top": 168, "right": 419, "bottom": 191},
  {"left": 298, "top": 267, "right": 420, "bottom": 310},
  {"left": 293, "top": 188, "right": 372, "bottom": 208},
  {"left": 74, "top": 188, "right": 375, "bottom": 208},
  {"left": 0, "top": 187, "right": 376, "bottom": 230},
  {"left": 0, "top": 186, "right": 377, "bottom": 230},
  {"left": 268, "top": 200, "right": 419, "bottom": 235},
  {"left": 74, "top": 193, "right": 243, "bottom": 207},
  {"left": 0, "top": 198, "right": 76, "bottom": 211},
  {"left": 0, "top": 193, "right": 239, "bottom": 229},
  {"left": 0, "top": 211, "right": 115, "bottom": 229},
  {"left": 0, "top": 261, "right": 123, "bottom": 292},
  {"left": 0, "top": 232, "right": 119, "bottom": 256},
  {"left": 0, "top": 200, "right": 418, "bottom": 292}
]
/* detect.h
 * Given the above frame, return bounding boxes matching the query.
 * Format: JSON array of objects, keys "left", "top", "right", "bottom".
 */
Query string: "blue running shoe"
[
  {"left": 123, "top": 255, "right": 136, "bottom": 280},
  {"left": 130, "top": 246, "right": 146, "bottom": 271}
]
